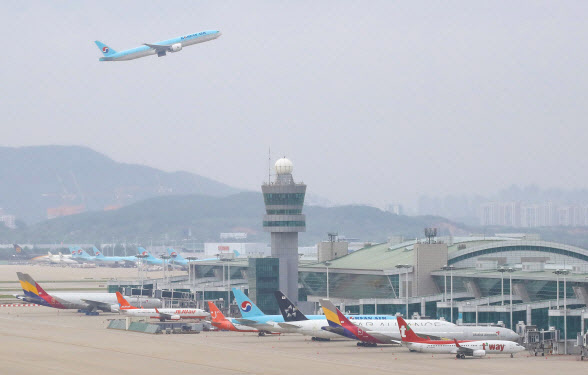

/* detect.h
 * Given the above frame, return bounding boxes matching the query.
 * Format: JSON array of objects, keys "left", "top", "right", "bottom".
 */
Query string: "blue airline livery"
[
  {"left": 231, "top": 288, "right": 394, "bottom": 328},
  {"left": 95, "top": 30, "right": 221, "bottom": 61}
]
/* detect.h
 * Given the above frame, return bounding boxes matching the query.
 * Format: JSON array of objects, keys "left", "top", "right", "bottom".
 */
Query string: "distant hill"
[
  {"left": 2, "top": 192, "right": 468, "bottom": 245},
  {"left": 0, "top": 146, "right": 239, "bottom": 223}
]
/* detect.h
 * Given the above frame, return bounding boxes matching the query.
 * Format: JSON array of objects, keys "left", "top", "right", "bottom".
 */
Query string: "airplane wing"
[
  {"left": 454, "top": 338, "right": 474, "bottom": 356},
  {"left": 144, "top": 43, "right": 170, "bottom": 52},
  {"left": 277, "top": 322, "right": 302, "bottom": 329},
  {"left": 82, "top": 299, "right": 116, "bottom": 312},
  {"left": 234, "top": 318, "right": 260, "bottom": 325},
  {"left": 234, "top": 319, "right": 276, "bottom": 331}
]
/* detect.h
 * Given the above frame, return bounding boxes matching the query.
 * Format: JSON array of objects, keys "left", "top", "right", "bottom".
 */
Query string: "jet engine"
[
  {"left": 472, "top": 350, "right": 486, "bottom": 357},
  {"left": 110, "top": 304, "right": 120, "bottom": 313},
  {"left": 170, "top": 43, "right": 182, "bottom": 52},
  {"left": 170, "top": 315, "right": 181, "bottom": 321}
]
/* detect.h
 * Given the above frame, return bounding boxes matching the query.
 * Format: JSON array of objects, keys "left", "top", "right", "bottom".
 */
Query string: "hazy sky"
[{"left": 2, "top": 1, "right": 588, "bottom": 209}]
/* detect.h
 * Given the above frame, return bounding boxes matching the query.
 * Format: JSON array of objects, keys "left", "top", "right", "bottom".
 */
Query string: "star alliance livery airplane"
[{"left": 95, "top": 30, "right": 221, "bottom": 61}]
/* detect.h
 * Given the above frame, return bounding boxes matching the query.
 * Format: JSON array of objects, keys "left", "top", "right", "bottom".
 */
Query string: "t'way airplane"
[
  {"left": 95, "top": 30, "right": 221, "bottom": 61},
  {"left": 396, "top": 316, "right": 525, "bottom": 358},
  {"left": 208, "top": 301, "right": 259, "bottom": 333},
  {"left": 115, "top": 292, "right": 209, "bottom": 321}
]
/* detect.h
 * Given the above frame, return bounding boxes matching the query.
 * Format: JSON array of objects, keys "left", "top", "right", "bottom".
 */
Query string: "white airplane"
[
  {"left": 116, "top": 292, "right": 209, "bottom": 321},
  {"left": 396, "top": 316, "right": 525, "bottom": 358},
  {"left": 16, "top": 272, "right": 161, "bottom": 313},
  {"left": 31, "top": 250, "right": 77, "bottom": 265},
  {"left": 319, "top": 299, "right": 520, "bottom": 346}
]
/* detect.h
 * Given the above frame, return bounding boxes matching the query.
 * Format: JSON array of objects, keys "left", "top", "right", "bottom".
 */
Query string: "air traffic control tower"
[{"left": 262, "top": 157, "right": 306, "bottom": 304}]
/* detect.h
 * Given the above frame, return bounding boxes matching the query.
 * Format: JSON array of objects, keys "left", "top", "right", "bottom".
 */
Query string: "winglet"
[{"left": 454, "top": 338, "right": 461, "bottom": 348}]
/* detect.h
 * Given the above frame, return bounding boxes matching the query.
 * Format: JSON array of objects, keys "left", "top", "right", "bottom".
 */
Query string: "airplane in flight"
[
  {"left": 95, "top": 30, "right": 221, "bottom": 62},
  {"left": 318, "top": 299, "right": 520, "bottom": 346},
  {"left": 208, "top": 301, "right": 259, "bottom": 333},
  {"left": 115, "top": 292, "right": 209, "bottom": 321},
  {"left": 396, "top": 316, "right": 525, "bottom": 359},
  {"left": 15, "top": 272, "right": 160, "bottom": 313}
]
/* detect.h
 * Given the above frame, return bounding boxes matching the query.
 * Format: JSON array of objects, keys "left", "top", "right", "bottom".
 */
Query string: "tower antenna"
[{"left": 268, "top": 147, "right": 271, "bottom": 184}]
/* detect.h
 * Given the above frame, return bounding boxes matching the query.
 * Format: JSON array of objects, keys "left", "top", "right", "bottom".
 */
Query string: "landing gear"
[
  {"left": 258, "top": 331, "right": 266, "bottom": 337},
  {"left": 456, "top": 354, "right": 466, "bottom": 359},
  {"left": 510, "top": 354, "right": 514, "bottom": 358},
  {"left": 357, "top": 342, "right": 377, "bottom": 347},
  {"left": 311, "top": 337, "right": 331, "bottom": 342}
]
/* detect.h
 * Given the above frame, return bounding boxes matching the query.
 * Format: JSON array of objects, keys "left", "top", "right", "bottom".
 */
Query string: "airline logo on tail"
[
  {"left": 102, "top": 46, "right": 109, "bottom": 53},
  {"left": 240, "top": 301, "right": 252, "bottom": 312},
  {"left": 15, "top": 245, "right": 22, "bottom": 253},
  {"left": 170, "top": 251, "right": 177, "bottom": 257}
]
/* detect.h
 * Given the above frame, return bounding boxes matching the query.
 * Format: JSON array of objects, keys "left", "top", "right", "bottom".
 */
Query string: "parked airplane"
[
  {"left": 95, "top": 30, "right": 221, "bottom": 62},
  {"left": 166, "top": 248, "right": 219, "bottom": 269},
  {"left": 115, "top": 292, "right": 208, "bottom": 321},
  {"left": 15, "top": 272, "right": 160, "bottom": 313},
  {"left": 319, "top": 299, "right": 520, "bottom": 346},
  {"left": 273, "top": 291, "right": 346, "bottom": 340},
  {"left": 11, "top": 244, "right": 43, "bottom": 261},
  {"left": 396, "top": 316, "right": 525, "bottom": 358},
  {"left": 92, "top": 247, "right": 137, "bottom": 267},
  {"left": 70, "top": 247, "right": 95, "bottom": 262},
  {"left": 137, "top": 248, "right": 164, "bottom": 266},
  {"left": 208, "top": 301, "right": 259, "bottom": 332},
  {"left": 30, "top": 250, "right": 77, "bottom": 265}
]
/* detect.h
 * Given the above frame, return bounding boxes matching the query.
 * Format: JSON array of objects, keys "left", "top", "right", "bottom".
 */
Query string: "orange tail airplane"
[{"left": 208, "top": 301, "right": 259, "bottom": 332}]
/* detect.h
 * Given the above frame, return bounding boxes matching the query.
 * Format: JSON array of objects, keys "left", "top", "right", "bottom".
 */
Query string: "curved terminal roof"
[{"left": 306, "top": 236, "right": 588, "bottom": 272}]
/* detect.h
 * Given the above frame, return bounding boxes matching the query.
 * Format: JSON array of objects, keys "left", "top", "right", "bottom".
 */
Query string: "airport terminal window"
[
  {"left": 265, "top": 209, "right": 302, "bottom": 215},
  {"left": 263, "top": 193, "right": 305, "bottom": 206},
  {"left": 263, "top": 221, "right": 306, "bottom": 227}
]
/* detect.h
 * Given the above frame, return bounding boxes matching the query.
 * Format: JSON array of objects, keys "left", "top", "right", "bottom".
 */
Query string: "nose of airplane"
[{"left": 216, "top": 31, "right": 222, "bottom": 38}]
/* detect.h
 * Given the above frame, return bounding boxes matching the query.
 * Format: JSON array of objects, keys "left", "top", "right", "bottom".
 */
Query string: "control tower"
[{"left": 262, "top": 157, "right": 306, "bottom": 304}]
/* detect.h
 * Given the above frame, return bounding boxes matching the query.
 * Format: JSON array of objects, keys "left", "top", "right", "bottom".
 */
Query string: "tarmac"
[{"left": 0, "top": 265, "right": 586, "bottom": 374}]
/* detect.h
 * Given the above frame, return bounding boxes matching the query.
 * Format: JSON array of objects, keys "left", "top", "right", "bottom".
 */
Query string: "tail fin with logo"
[
  {"left": 92, "top": 247, "right": 104, "bottom": 258},
  {"left": 138, "top": 247, "right": 156, "bottom": 259},
  {"left": 167, "top": 248, "right": 186, "bottom": 261},
  {"left": 274, "top": 290, "right": 308, "bottom": 321},
  {"left": 94, "top": 41, "right": 116, "bottom": 57},
  {"left": 396, "top": 316, "right": 426, "bottom": 343},
  {"left": 115, "top": 292, "right": 137, "bottom": 310},
  {"left": 231, "top": 288, "right": 265, "bottom": 318},
  {"left": 16, "top": 272, "right": 64, "bottom": 308},
  {"left": 208, "top": 301, "right": 227, "bottom": 323},
  {"left": 319, "top": 299, "right": 381, "bottom": 343}
]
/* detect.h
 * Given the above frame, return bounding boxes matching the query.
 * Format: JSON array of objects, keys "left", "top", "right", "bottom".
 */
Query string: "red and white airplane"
[
  {"left": 396, "top": 316, "right": 525, "bottom": 359},
  {"left": 116, "top": 292, "right": 209, "bottom": 321}
]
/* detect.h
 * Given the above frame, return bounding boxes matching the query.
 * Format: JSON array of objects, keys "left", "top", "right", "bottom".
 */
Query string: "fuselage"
[
  {"left": 347, "top": 318, "right": 520, "bottom": 342},
  {"left": 120, "top": 307, "right": 209, "bottom": 320},
  {"left": 100, "top": 30, "right": 221, "bottom": 61},
  {"left": 406, "top": 340, "right": 525, "bottom": 355}
]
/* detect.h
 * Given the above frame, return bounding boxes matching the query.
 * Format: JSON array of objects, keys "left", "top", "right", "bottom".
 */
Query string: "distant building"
[
  {"left": 0, "top": 208, "right": 16, "bottom": 229},
  {"left": 386, "top": 204, "right": 403, "bottom": 215},
  {"left": 479, "top": 201, "right": 588, "bottom": 228}
]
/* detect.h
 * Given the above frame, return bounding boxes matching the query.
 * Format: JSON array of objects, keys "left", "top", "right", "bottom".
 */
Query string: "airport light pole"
[
  {"left": 135, "top": 254, "right": 149, "bottom": 299},
  {"left": 563, "top": 269, "right": 569, "bottom": 354},
  {"left": 507, "top": 267, "right": 515, "bottom": 330},
  {"left": 396, "top": 264, "right": 411, "bottom": 318},
  {"left": 442, "top": 265, "right": 455, "bottom": 322},
  {"left": 554, "top": 270, "right": 561, "bottom": 309},
  {"left": 325, "top": 261, "right": 332, "bottom": 299},
  {"left": 498, "top": 267, "right": 507, "bottom": 306}
]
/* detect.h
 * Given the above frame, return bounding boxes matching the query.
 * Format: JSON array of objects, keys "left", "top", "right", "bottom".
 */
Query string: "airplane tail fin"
[
  {"left": 167, "top": 248, "right": 185, "bottom": 261},
  {"left": 13, "top": 244, "right": 27, "bottom": 258},
  {"left": 115, "top": 292, "right": 137, "bottom": 310},
  {"left": 274, "top": 291, "right": 308, "bottom": 321},
  {"left": 208, "top": 301, "right": 226, "bottom": 322},
  {"left": 138, "top": 247, "right": 154, "bottom": 259},
  {"left": 231, "top": 288, "right": 265, "bottom": 318},
  {"left": 397, "top": 316, "right": 425, "bottom": 343},
  {"left": 319, "top": 299, "right": 380, "bottom": 343},
  {"left": 94, "top": 40, "right": 116, "bottom": 57}
]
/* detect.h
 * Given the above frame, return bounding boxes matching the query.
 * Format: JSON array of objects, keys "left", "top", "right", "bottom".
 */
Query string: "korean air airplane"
[{"left": 95, "top": 30, "right": 221, "bottom": 61}]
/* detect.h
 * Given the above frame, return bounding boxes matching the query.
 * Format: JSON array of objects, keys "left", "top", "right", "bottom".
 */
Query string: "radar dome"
[{"left": 275, "top": 157, "right": 293, "bottom": 175}]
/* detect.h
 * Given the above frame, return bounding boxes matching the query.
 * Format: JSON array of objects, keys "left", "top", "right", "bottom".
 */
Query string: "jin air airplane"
[{"left": 95, "top": 30, "right": 221, "bottom": 61}]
